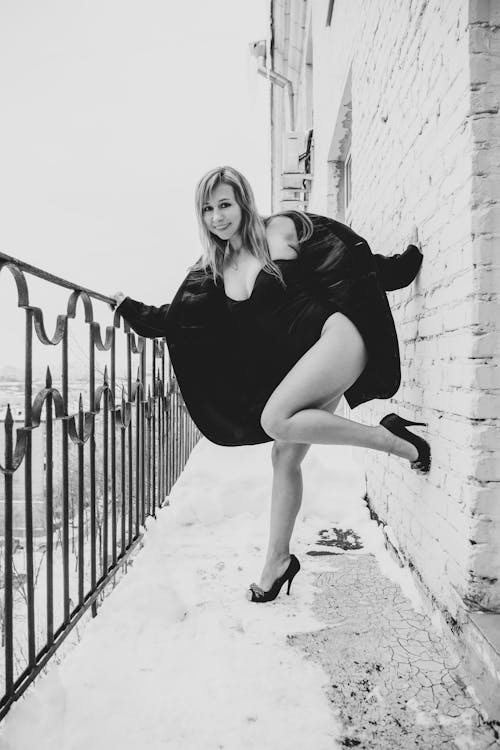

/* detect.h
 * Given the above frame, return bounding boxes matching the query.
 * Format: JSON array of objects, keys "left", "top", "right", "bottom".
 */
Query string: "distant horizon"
[{"left": 0, "top": 367, "right": 97, "bottom": 381}]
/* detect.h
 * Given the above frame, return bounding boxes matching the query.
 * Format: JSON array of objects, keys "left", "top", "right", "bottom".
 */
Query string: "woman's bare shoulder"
[
  {"left": 265, "top": 214, "right": 298, "bottom": 238},
  {"left": 265, "top": 215, "right": 299, "bottom": 259}
]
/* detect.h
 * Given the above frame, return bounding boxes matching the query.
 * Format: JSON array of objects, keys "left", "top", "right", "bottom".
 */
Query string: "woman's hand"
[
  {"left": 408, "top": 224, "right": 420, "bottom": 249},
  {"left": 110, "top": 291, "right": 126, "bottom": 309}
]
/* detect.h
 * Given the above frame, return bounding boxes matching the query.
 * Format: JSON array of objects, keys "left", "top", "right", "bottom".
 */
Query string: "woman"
[{"left": 113, "top": 166, "right": 430, "bottom": 604}]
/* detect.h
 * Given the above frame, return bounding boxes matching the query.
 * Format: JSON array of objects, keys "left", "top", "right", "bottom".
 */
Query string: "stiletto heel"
[
  {"left": 379, "top": 412, "right": 431, "bottom": 474},
  {"left": 247, "top": 554, "right": 301, "bottom": 603},
  {"left": 286, "top": 567, "right": 300, "bottom": 595},
  {"left": 391, "top": 416, "right": 427, "bottom": 428}
]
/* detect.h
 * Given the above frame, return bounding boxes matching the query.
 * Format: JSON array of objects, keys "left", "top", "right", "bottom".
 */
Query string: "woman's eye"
[{"left": 203, "top": 202, "right": 231, "bottom": 213}]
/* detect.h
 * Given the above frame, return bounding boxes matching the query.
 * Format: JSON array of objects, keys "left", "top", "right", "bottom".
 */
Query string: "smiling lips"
[{"left": 214, "top": 224, "right": 230, "bottom": 232}]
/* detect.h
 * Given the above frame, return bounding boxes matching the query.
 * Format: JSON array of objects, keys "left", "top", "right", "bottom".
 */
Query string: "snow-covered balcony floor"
[{"left": 0, "top": 441, "right": 498, "bottom": 749}]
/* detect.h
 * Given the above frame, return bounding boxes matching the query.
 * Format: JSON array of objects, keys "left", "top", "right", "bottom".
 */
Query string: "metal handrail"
[
  {"left": 0, "top": 251, "right": 115, "bottom": 305},
  {"left": 0, "top": 253, "right": 200, "bottom": 721}
]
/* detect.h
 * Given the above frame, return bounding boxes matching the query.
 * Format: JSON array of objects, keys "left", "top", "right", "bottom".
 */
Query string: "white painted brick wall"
[{"left": 271, "top": 0, "right": 500, "bottom": 619}]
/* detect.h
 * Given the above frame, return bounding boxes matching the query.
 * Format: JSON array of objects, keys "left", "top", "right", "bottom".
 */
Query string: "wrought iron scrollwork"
[{"left": 0, "top": 250, "right": 200, "bottom": 721}]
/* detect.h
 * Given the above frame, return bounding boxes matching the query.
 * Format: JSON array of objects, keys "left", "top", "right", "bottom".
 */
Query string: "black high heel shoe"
[
  {"left": 247, "top": 554, "right": 301, "bottom": 603},
  {"left": 379, "top": 412, "right": 431, "bottom": 474}
]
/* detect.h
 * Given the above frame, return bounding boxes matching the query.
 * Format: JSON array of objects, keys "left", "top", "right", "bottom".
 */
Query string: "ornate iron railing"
[{"left": 0, "top": 251, "right": 200, "bottom": 720}]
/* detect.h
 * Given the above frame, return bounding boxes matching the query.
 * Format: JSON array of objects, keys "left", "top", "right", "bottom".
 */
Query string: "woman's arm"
[
  {"left": 265, "top": 214, "right": 422, "bottom": 290},
  {"left": 112, "top": 293, "right": 171, "bottom": 339},
  {"left": 372, "top": 245, "right": 423, "bottom": 291}
]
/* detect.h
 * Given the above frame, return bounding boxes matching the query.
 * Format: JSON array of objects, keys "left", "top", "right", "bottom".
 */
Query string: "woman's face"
[{"left": 202, "top": 183, "right": 243, "bottom": 246}]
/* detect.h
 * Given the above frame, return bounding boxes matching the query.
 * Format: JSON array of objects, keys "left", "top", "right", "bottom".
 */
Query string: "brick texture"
[{"left": 271, "top": 0, "right": 500, "bottom": 617}]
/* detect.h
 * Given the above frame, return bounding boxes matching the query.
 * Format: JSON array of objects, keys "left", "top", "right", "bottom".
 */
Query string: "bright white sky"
[{"left": 0, "top": 0, "right": 271, "bottom": 368}]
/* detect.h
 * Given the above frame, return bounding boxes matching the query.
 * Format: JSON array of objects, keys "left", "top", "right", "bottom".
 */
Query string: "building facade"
[{"left": 266, "top": 0, "right": 500, "bottom": 706}]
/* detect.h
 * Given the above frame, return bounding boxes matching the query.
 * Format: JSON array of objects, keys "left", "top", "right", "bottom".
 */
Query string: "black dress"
[{"left": 118, "top": 213, "right": 415, "bottom": 447}]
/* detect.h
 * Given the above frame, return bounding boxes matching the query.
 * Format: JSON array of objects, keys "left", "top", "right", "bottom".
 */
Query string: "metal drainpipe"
[
  {"left": 257, "top": 66, "right": 295, "bottom": 132},
  {"left": 270, "top": 0, "right": 276, "bottom": 212}
]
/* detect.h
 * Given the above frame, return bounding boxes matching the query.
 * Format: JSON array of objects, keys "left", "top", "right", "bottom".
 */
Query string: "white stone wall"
[
  {"left": 271, "top": 0, "right": 500, "bottom": 618},
  {"left": 466, "top": 0, "right": 500, "bottom": 611}
]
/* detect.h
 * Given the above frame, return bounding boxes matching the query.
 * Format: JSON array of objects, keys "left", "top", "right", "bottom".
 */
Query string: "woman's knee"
[
  {"left": 261, "top": 390, "right": 345, "bottom": 441},
  {"left": 261, "top": 407, "right": 288, "bottom": 441},
  {"left": 271, "top": 439, "right": 310, "bottom": 469}
]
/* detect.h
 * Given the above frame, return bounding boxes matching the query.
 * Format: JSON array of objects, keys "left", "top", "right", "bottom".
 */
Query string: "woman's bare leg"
[
  {"left": 258, "top": 395, "right": 342, "bottom": 591},
  {"left": 255, "top": 312, "right": 418, "bottom": 592},
  {"left": 260, "top": 312, "right": 419, "bottom": 462}
]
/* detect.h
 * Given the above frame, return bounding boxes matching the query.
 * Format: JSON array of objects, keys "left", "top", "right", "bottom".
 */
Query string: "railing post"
[
  {"left": 135, "top": 368, "right": 140, "bottom": 539},
  {"left": 77, "top": 395, "right": 85, "bottom": 607},
  {"left": 102, "top": 368, "right": 109, "bottom": 582},
  {"left": 127, "top": 337, "right": 133, "bottom": 547},
  {"left": 45, "top": 368, "right": 54, "bottom": 645},
  {"left": 146, "top": 386, "right": 152, "bottom": 519},
  {"left": 110, "top": 331, "right": 117, "bottom": 567},
  {"left": 0, "top": 250, "right": 201, "bottom": 720},
  {"left": 157, "top": 368, "right": 163, "bottom": 510},
  {"left": 62, "top": 323, "right": 70, "bottom": 624},
  {"left": 3, "top": 407, "right": 14, "bottom": 697},
  {"left": 151, "top": 350, "right": 157, "bottom": 518},
  {"left": 140, "top": 347, "right": 146, "bottom": 526},
  {"left": 120, "top": 388, "right": 127, "bottom": 557},
  {"left": 24, "top": 308, "right": 36, "bottom": 667},
  {"left": 89, "top": 328, "right": 97, "bottom": 615}
]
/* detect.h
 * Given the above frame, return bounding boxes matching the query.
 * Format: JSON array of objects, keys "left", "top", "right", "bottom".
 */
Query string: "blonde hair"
[{"left": 191, "top": 166, "right": 313, "bottom": 285}]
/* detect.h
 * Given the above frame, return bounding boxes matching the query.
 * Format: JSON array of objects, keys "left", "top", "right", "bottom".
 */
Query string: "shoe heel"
[
  {"left": 286, "top": 569, "right": 298, "bottom": 595},
  {"left": 382, "top": 413, "right": 427, "bottom": 429},
  {"left": 379, "top": 412, "right": 431, "bottom": 474},
  {"left": 248, "top": 554, "right": 301, "bottom": 603},
  {"left": 401, "top": 418, "right": 427, "bottom": 428}
]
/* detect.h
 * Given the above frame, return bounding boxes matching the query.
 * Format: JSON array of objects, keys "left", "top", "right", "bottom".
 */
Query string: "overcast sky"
[{"left": 0, "top": 0, "right": 271, "bottom": 368}]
